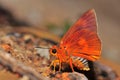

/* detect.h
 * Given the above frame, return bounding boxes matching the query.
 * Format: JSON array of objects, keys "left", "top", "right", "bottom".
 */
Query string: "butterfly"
[{"left": 49, "top": 9, "right": 101, "bottom": 72}]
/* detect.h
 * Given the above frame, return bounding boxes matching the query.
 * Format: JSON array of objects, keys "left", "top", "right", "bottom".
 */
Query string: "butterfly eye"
[
  {"left": 64, "top": 46, "right": 66, "bottom": 49},
  {"left": 52, "top": 49, "right": 57, "bottom": 54}
]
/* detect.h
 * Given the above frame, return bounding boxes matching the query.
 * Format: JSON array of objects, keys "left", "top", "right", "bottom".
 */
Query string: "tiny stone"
[{"left": 19, "top": 75, "right": 29, "bottom": 80}]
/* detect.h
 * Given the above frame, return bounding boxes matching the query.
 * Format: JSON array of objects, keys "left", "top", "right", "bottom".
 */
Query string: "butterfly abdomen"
[{"left": 72, "top": 57, "right": 90, "bottom": 71}]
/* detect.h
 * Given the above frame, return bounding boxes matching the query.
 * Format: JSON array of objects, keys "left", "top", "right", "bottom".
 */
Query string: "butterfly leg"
[
  {"left": 58, "top": 60, "right": 62, "bottom": 71},
  {"left": 69, "top": 58, "right": 74, "bottom": 72},
  {"left": 49, "top": 60, "right": 59, "bottom": 72}
]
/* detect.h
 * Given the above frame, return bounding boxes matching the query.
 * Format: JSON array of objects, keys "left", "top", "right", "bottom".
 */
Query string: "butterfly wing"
[{"left": 60, "top": 9, "right": 101, "bottom": 61}]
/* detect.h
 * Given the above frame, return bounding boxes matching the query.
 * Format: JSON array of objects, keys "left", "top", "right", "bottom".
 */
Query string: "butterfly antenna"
[{"left": 34, "top": 46, "right": 50, "bottom": 49}]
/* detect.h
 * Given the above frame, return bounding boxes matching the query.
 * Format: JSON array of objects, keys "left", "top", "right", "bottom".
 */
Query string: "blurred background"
[{"left": 0, "top": 0, "right": 119, "bottom": 75}]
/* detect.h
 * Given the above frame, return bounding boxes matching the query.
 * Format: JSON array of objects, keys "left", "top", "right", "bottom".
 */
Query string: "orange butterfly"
[{"left": 49, "top": 9, "right": 101, "bottom": 72}]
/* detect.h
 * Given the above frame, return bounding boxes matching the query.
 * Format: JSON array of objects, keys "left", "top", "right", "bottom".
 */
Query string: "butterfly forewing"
[{"left": 60, "top": 9, "right": 101, "bottom": 61}]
